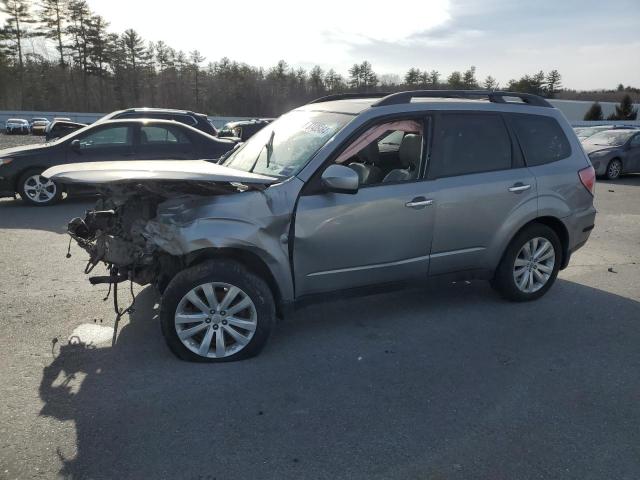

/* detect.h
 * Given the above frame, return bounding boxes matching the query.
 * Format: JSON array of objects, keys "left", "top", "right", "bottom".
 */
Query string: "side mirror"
[
  {"left": 70, "top": 139, "right": 81, "bottom": 152},
  {"left": 321, "top": 164, "right": 359, "bottom": 194}
]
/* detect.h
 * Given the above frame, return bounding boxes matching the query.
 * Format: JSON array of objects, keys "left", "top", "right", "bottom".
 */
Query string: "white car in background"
[{"left": 4, "top": 118, "right": 30, "bottom": 135}]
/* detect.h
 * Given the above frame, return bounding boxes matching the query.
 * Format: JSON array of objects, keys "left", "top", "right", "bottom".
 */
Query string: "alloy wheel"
[
  {"left": 607, "top": 160, "right": 622, "bottom": 179},
  {"left": 174, "top": 282, "right": 258, "bottom": 358},
  {"left": 513, "top": 237, "right": 555, "bottom": 293},
  {"left": 23, "top": 174, "right": 57, "bottom": 203}
]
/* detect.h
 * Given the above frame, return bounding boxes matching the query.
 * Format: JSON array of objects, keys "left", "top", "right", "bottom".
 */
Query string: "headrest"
[{"left": 398, "top": 134, "right": 422, "bottom": 168}]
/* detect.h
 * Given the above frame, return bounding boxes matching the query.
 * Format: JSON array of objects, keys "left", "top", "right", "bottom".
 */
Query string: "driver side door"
[
  {"left": 293, "top": 117, "right": 435, "bottom": 296},
  {"left": 68, "top": 124, "right": 135, "bottom": 163}
]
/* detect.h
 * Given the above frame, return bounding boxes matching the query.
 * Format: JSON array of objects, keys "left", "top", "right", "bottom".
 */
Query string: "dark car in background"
[
  {"left": 4, "top": 118, "right": 30, "bottom": 134},
  {"left": 45, "top": 120, "right": 87, "bottom": 141},
  {"left": 218, "top": 118, "right": 273, "bottom": 141},
  {"left": 582, "top": 129, "right": 640, "bottom": 179},
  {"left": 99, "top": 108, "right": 218, "bottom": 136},
  {"left": 0, "top": 118, "right": 237, "bottom": 205}
]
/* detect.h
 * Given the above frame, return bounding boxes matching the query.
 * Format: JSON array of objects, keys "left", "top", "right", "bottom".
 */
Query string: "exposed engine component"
[{"left": 68, "top": 195, "right": 163, "bottom": 283}]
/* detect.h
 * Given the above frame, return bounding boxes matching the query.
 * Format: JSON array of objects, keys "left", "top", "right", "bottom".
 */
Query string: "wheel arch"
[
  {"left": 503, "top": 216, "right": 570, "bottom": 270},
  {"left": 183, "top": 247, "right": 285, "bottom": 317},
  {"left": 14, "top": 165, "right": 60, "bottom": 191}
]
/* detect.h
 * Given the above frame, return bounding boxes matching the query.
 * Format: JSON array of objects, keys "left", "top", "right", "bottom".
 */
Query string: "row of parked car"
[
  {"left": 4, "top": 110, "right": 274, "bottom": 142},
  {"left": 572, "top": 124, "right": 640, "bottom": 180},
  {"left": 4, "top": 117, "right": 73, "bottom": 136},
  {"left": 0, "top": 108, "right": 273, "bottom": 205}
]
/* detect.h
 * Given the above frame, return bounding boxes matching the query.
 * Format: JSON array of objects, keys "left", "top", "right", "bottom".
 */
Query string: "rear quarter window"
[{"left": 510, "top": 114, "right": 571, "bottom": 166}]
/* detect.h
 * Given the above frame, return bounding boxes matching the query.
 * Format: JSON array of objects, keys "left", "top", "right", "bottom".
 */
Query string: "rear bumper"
[{"left": 561, "top": 205, "right": 597, "bottom": 268}]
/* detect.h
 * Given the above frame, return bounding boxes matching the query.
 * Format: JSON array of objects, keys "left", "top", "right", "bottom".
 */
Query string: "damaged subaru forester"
[{"left": 44, "top": 91, "right": 596, "bottom": 362}]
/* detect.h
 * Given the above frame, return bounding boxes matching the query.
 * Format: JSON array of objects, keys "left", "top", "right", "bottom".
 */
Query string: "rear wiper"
[{"left": 249, "top": 130, "right": 275, "bottom": 173}]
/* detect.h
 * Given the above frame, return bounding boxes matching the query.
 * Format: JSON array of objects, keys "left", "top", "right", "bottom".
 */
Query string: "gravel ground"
[
  {"left": 0, "top": 133, "right": 46, "bottom": 150},
  {"left": 0, "top": 140, "right": 639, "bottom": 479}
]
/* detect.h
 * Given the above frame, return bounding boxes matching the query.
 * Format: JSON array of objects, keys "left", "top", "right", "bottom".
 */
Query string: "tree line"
[
  {"left": 0, "top": 0, "right": 635, "bottom": 117},
  {"left": 583, "top": 95, "right": 638, "bottom": 121}
]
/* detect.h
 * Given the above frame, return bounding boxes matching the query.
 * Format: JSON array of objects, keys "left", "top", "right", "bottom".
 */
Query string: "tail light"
[{"left": 578, "top": 166, "right": 595, "bottom": 195}]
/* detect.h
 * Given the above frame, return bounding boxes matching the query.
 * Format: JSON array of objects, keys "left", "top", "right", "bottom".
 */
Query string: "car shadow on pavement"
[
  {"left": 0, "top": 197, "right": 94, "bottom": 233},
  {"left": 38, "top": 279, "right": 640, "bottom": 479}
]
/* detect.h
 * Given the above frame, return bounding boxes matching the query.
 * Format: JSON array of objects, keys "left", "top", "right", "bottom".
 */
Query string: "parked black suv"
[
  {"left": 99, "top": 108, "right": 218, "bottom": 136},
  {"left": 218, "top": 119, "right": 273, "bottom": 141}
]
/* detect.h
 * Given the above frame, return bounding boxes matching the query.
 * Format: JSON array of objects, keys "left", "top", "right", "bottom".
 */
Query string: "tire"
[
  {"left": 160, "top": 259, "right": 275, "bottom": 362},
  {"left": 491, "top": 223, "right": 561, "bottom": 302},
  {"left": 605, "top": 158, "right": 622, "bottom": 180},
  {"left": 18, "top": 169, "right": 63, "bottom": 206}
]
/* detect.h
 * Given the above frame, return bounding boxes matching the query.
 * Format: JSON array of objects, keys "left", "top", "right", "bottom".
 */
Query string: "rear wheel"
[
  {"left": 605, "top": 158, "right": 622, "bottom": 180},
  {"left": 160, "top": 259, "right": 275, "bottom": 362},
  {"left": 492, "top": 224, "right": 561, "bottom": 302},
  {"left": 18, "top": 169, "right": 62, "bottom": 206}
]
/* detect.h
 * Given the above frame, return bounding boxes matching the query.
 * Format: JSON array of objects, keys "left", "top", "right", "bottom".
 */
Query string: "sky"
[{"left": 54, "top": 0, "right": 640, "bottom": 90}]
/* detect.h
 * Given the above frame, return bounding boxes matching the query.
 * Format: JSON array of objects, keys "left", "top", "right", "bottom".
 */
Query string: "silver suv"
[{"left": 45, "top": 90, "right": 596, "bottom": 362}]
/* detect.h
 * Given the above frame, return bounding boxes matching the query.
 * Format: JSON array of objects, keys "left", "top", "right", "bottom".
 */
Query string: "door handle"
[
  {"left": 405, "top": 197, "right": 434, "bottom": 208},
  {"left": 508, "top": 183, "right": 531, "bottom": 193}
]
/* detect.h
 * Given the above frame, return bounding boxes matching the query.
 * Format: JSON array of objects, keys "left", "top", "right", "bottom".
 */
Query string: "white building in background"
[
  {"left": 550, "top": 99, "right": 640, "bottom": 124},
  {"left": 1, "top": 99, "right": 639, "bottom": 127}
]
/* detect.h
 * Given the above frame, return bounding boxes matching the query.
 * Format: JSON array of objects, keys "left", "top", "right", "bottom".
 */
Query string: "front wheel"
[
  {"left": 18, "top": 169, "right": 63, "bottom": 206},
  {"left": 160, "top": 259, "right": 275, "bottom": 362},
  {"left": 491, "top": 224, "right": 561, "bottom": 302}
]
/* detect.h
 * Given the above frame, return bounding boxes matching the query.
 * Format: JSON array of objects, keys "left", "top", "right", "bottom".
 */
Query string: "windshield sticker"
[{"left": 302, "top": 121, "right": 332, "bottom": 136}]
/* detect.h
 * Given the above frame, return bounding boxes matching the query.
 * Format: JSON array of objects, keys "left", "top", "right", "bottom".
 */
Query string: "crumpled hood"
[{"left": 42, "top": 160, "right": 278, "bottom": 186}]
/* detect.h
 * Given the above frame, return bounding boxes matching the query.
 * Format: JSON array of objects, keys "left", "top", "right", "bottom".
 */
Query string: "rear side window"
[
  {"left": 430, "top": 113, "right": 512, "bottom": 178},
  {"left": 510, "top": 114, "right": 570, "bottom": 166},
  {"left": 140, "top": 125, "right": 191, "bottom": 144},
  {"left": 172, "top": 115, "right": 197, "bottom": 126}
]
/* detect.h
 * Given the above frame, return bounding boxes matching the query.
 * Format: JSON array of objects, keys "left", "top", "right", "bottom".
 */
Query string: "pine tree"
[
  {"left": 608, "top": 94, "right": 638, "bottom": 121},
  {"left": 429, "top": 70, "right": 440, "bottom": 88},
  {"left": 447, "top": 71, "right": 463, "bottom": 89},
  {"left": 583, "top": 102, "right": 603, "bottom": 121},
  {"left": 121, "top": 28, "right": 146, "bottom": 104},
  {"left": 483, "top": 75, "right": 498, "bottom": 90},
  {"left": 462, "top": 66, "right": 478, "bottom": 89},
  {"left": 309, "top": 65, "right": 324, "bottom": 95},
  {"left": 189, "top": 49, "right": 205, "bottom": 109},
  {"left": 359, "top": 61, "right": 377, "bottom": 89},
  {"left": 324, "top": 69, "right": 344, "bottom": 92},
  {"left": 38, "top": 0, "right": 67, "bottom": 66},
  {"left": 348, "top": 63, "right": 361, "bottom": 88},
  {"left": 1, "top": 0, "right": 37, "bottom": 107},
  {"left": 545, "top": 70, "right": 562, "bottom": 98},
  {"left": 0, "top": 0, "right": 36, "bottom": 70},
  {"left": 404, "top": 67, "right": 421, "bottom": 86}
]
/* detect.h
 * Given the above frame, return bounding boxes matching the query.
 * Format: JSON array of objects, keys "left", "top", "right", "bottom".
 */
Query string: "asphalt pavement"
[{"left": 0, "top": 170, "right": 639, "bottom": 479}]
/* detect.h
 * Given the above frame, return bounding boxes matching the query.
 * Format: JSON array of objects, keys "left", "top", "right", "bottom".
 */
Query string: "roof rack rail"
[
  {"left": 372, "top": 90, "right": 553, "bottom": 108},
  {"left": 308, "top": 92, "right": 391, "bottom": 104}
]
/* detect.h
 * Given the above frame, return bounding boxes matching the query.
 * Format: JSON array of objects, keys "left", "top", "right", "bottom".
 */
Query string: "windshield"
[
  {"left": 223, "top": 110, "right": 352, "bottom": 177},
  {"left": 584, "top": 130, "right": 635, "bottom": 146}
]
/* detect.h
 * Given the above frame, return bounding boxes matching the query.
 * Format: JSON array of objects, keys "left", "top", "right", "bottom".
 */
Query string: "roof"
[{"left": 301, "top": 90, "right": 553, "bottom": 115}]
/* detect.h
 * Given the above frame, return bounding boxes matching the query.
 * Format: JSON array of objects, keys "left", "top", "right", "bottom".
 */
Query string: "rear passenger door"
[
  {"left": 426, "top": 112, "right": 537, "bottom": 276},
  {"left": 135, "top": 124, "right": 199, "bottom": 160}
]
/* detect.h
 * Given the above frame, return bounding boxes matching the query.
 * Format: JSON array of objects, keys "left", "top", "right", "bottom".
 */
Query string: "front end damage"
[
  {"left": 43, "top": 160, "right": 283, "bottom": 292},
  {"left": 68, "top": 181, "right": 262, "bottom": 289}
]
